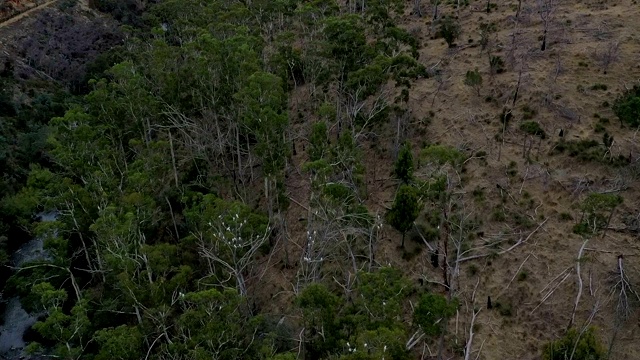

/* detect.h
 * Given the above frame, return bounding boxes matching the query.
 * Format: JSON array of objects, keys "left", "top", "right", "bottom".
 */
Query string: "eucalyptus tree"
[
  {"left": 234, "top": 71, "right": 290, "bottom": 216},
  {"left": 387, "top": 184, "right": 420, "bottom": 248},
  {"left": 299, "top": 127, "right": 374, "bottom": 288},
  {"left": 185, "top": 194, "right": 271, "bottom": 297}
]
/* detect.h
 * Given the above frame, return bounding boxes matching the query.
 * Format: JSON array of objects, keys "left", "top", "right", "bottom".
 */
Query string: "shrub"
[
  {"left": 612, "top": 85, "right": 640, "bottom": 127},
  {"left": 517, "top": 270, "right": 528, "bottom": 282},
  {"left": 493, "top": 301, "right": 513, "bottom": 317},
  {"left": 559, "top": 212, "right": 573, "bottom": 221},
  {"left": 551, "top": 139, "right": 627, "bottom": 166},
  {"left": 472, "top": 187, "right": 485, "bottom": 201},
  {"left": 489, "top": 55, "right": 505, "bottom": 74},
  {"left": 421, "top": 144, "right": 465, "bottom": 166},
  {"left": 439, "top": 16, "right": 461, "bottom": 47},
  {"left": 394, "top": 142, "right": 414, "bottom": 183},
  {"left": 520, "top": 121, "right": 546, "bottom": 138},
  {"left": 542, "top": 327, "right": 604, "bottom": 360},
  {"left": 464, "top": 68, "right": 483, "bottom": 95}
]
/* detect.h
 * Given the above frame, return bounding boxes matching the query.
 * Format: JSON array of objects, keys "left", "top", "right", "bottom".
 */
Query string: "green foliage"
[
  {"left": 439, "top": 16, "right": 461, "bottom": 47},
  {"left": 479, "top": 22, "right": 497, "bottom": 50},
  {"left": 30, "top": 283, "right": 91, "bottom": 359},
  {"left": 421, "top": 144, "right": 466, "bottom": 167},
  {"left": 418, "top": 175, "right": 447, "bottom": 202},
  {"left": 382, "top": 26, "right": 419, "bottom": 57},
  {"left": 612, "top": 85, "right": 640, "bottom": 127},
  {"left": 297, "top": 283, "right": 344, "bottom": 358},
  {"left": 413, "top": 293, "right": 457, "bottom": 336},
  {"left": 309, "top": 121, "right": 329, "bottom": 162},
  {"left": 184, "top": 194, "right": 270, "bottom": 293},
  {"left": 493, "top": 300, "right": 513, "bottom": 317},
  {"left": 346, "top": 56, "right": 389, "bottom": 97},
  {"left": 520, "top": 121, "right": 546, "bottom": 138},
  {"left": 590, "top": 83, "right": 608, "bottom": 91},
  {"left": 331, "top": 131, "right": 366, "bottom": 190},
  {"left": 356, "top": 267, "right": 411, "bottom": 329},
  {"left": 323, "top": 15, "right": 370, "bottom": 74},
  {"left": 573, "top": 192, "right": 622, "bottom": 236},
  {"left": 552, "top": 139, "right": 628, "bottom": 166},
  {"left": 166, "top": 288, "right": 262, "bottom": 360},
  {"left": 386, "top": 185, "right": 420, "bottom": 246},
  {"left": 464, "top": 68, "right": 483, "bottom": 95},
  {"left": 489, "top": 55, "right": 505, "bottom": 74},
  {"left": 517, "top": 270, "right": 528, "bottom": 282},
  {"left": 94, "top": 325, "right": 143, "bottom": 360},
  {"left": 394, "top": 142, "right": 414, "bottom": 183},
  {"left": 338, "top": 327, "right": 410, "bottom": 360},
  {"left": 542, "top": 327, "right": 604, "bottom": 360},
  {"left": 235, "top": 71, "right": 290, "bottom": 176}
]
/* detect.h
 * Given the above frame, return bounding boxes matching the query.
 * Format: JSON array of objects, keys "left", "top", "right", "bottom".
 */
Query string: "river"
[{"left": 0, "top": 212, "right": 55, "bottom": 359}]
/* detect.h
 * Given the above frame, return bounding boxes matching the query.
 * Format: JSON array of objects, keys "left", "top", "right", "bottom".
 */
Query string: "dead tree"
[
  {"left": 196, "top": 213, "right": 271, "bottom": 297},
  {"left": 568, "top": 238, "right": 589, "bottom": 329},
  {"left": 607, "top": 255, "right": 640, "bottom": 357},
  {"left": 432, "top": 0, "right": 440, "bottom": 20},
  {"left": 592, "top": 41, "right": 620, "bottom": 73},
  {"left": 414, "top": 0, "right": 423, "bottom": 17},
  {"left": 537, "top": 0, "right": 557, "bottom": 51},
  {"left": 464, "top": 278, "right": 482, "bottom": 360}
]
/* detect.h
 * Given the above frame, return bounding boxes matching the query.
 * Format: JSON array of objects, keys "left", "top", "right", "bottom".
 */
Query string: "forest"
[{"left": 1, "top": 0, "right": 640, "bottom": 359}]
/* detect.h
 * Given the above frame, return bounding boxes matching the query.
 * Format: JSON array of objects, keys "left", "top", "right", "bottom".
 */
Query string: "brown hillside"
[{"left": 266, "top": 1, "right": 640, "bottom": 359}]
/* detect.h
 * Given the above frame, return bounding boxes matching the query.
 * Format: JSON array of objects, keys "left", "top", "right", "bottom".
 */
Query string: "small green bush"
[
  {"left": 551, "top": 139, "right": 627, "bottom": 166},
  {"left": 517, "top": 270, "right": 528, "bottom": 282},
  {"left": 439, "top": 16, "right": 461, "bottom": 47},
  {"left": 494, "top": 301, "right": 513, "bottom": 317},
  {"left": 489, "top": 55, "right": 505, "bottom": 74},
  {"left": 542, "top": 327, "right": 604, "bottom": 360},
  {"left": 472, "top": 187, "right": 485, "bottom": 201},
  {"left": 559, "top": 212, "right": 573, "bottom": 221},
  {"left": 612, "top": 85, "right": 640, "bottom": 127},
  {"left": 520, "top": 121, "right": 546, "bottom": 138}
]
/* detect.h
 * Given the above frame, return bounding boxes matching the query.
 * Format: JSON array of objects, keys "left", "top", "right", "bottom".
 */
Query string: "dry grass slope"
[{"left": 276, "top": 0, "right": 640, "bottom": 359}]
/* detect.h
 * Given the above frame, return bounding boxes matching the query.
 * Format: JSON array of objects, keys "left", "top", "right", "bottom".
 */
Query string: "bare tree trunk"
[
  {"left": 464, "top": 279, "right": 481, "bottom": 360},
  {"left": 432, "top": 0, "right": 439, "bottom": 21},
  {"left": 607, "top": 255, "right": 640, "bottom": 358},
  {"left": 440, "top": 203, "right": 450, "bottom": 290},
  {"left": 414, "top": 0, "right": 423, "bottom": 16},
  {"left": 569, "top": 238, "right": 589, "bottom": 329},
  {"left": 168, "top": 131, "right": 179, "bottom": 188}
]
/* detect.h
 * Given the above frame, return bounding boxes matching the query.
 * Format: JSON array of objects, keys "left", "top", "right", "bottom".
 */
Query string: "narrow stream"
[{"left": 0, "top": 212, "right": 55, "bottom": 359}]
